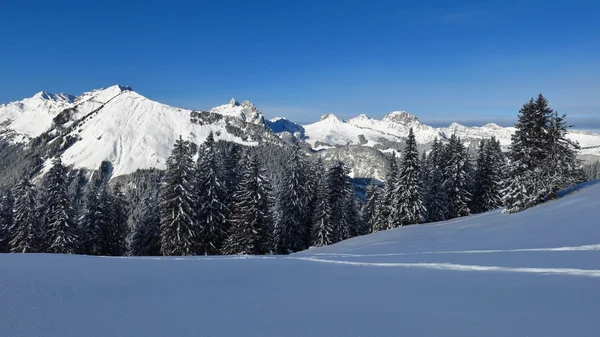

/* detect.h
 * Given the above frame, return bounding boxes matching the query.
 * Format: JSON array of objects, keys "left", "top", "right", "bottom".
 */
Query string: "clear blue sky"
[{"left": 1, "top": 0, "right": 599, "bottom": 128}]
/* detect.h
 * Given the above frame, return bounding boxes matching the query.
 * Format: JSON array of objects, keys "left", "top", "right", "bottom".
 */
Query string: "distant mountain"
[{"left": 1, "top": 85, "right": 599, "bottom": 182}]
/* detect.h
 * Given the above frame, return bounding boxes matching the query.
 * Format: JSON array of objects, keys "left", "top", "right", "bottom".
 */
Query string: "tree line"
[{"left": 0, "top": 94, "right": 585, "bottom": 256}]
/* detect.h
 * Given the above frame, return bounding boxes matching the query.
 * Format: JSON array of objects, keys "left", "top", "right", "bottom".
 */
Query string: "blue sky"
[{"left": 1, "top": 0, "right": 599, "bottom": 128}]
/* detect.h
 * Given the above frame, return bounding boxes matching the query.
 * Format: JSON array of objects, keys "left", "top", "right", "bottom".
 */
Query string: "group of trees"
[
  {"left": 0, "top": 94, "right": 586, "bottom": 256},
  {"left": 155, "top": 132, "right": 364, "bottom": 256},
  {"left": 503, "top": 94, "right": 584, "bottom": 212},
  {"left": 0, "top": 158, "right": 128, "bottom": 254},
  {"left": 362, "top": 130, "right": 506, "bottom": 232}
]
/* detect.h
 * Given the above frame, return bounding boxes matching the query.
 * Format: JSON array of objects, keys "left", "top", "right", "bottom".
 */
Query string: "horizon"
[{"left": 1, "top": 0, "right": 599, "bottom": 128}]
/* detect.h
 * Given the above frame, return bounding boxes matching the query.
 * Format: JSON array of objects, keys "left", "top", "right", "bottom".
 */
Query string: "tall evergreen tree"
[
  {"left": 160, "top": 137, "right": 198, "bottom": 256},
  {"left": 423, "top": 138, "right": 448, "bottom": 222},
  {"left": 40, "top": 158, "right": 78, "bottom": 254},
  {"left": 108, "top": 183, "right": 129, "bottom": 256},
  {"left": 0, "top": 190, "right": 14, "bottom": 253},
  {"left": 393, "top": 128, "right": 426, "bottom": 226},
  {"left": 9, "top": 177, "right": 41, "bottom": 253},
  {"left": 444, "top": 134, "right": 471, "bottom": 219},
  {"left": 195, "top": 132, "right": 228, "bottom": 255},
  {"left": 361, "top": 182, "right": 379, "bottom": 234},
  {"left": 223, "top": 152, "right": 274, "bottom": 255},
  {"left": 311, "top": 158, "right": 333, "bottom": 247},
  {"left": 274, "top": 147, "right": 312, "bottom": 254},
  {"left": 79, "top": 184, "right": 103, "bottom": 255},
  {"left": 326, "top": 162, "right": 355, "bottom": 243},
  {"left": 504, "top": 94, "right": 581, "bottom": 212},
  {"left": 471, "top": 137, "right": 505, "bottom": 214},
  {"left": 130, "top": 196, "right": 161, "bottom": 256},
  {"left": 374, "top": 154, "right": 399, "bottom": 232}
]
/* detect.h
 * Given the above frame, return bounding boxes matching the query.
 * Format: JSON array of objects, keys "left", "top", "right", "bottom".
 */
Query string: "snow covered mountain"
[
  {"left": 0, "top": 86, "right": 284, "bottom": 178},
  {"left": 2, "top": 180, "right": 599, "bottom": 337},
  {"left": 1, "top": 85, "right": 599, "bottom": 181}
]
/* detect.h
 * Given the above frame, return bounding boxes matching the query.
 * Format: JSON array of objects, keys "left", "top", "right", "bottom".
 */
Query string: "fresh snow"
[{"left": 1, "top": 181, "right": 599, "bottom": 337}]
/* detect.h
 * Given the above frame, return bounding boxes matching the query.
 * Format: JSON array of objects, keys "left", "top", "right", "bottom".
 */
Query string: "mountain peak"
[
  {"left": 229, "top": 98, "right": 240, "bottom": 106},
  {"left": 382, "top": 111, "right": 420, "bottom": 125},
  {"left": 319, "top": 113, "right": 344, "bottom": 123},
  {"left": 33, "top": 91, "right": 52, "bottom": 100}
]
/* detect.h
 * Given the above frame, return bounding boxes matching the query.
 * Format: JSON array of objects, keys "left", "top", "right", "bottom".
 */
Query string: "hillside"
[{"left": 1, "top": 181, "right": 599, "bottom": 337}]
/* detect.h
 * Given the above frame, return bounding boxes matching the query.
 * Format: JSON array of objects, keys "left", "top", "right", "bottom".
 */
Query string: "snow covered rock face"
[{"left": 209, "top": 98, "right": 267, "bottom": 126}]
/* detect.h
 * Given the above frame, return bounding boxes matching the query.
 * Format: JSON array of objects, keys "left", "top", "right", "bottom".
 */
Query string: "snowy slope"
[
  {"left": 2, "top": 181, "right": 599, "bottom": 337},
  {"left": 59, "top": 90, "right": 260, "bottom": 177},
  {"left": 0, "top": 91, "right": 75, "bottom": 140}
]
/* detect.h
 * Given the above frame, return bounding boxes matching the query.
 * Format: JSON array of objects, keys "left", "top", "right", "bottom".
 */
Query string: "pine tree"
[
  {"left": 274, "top": 148, "right": 312, "bottom": 254},
  {"left": 311, "top": 158, "right": 333, "bottom": 247},
  {"left": 0, "top": 190, "right": 14, "bottom": 253},
  {"left": 79, "top": 184, "right": 103, "bottom": 255},
  {"left": 40, "top": 158, "right": 79, "bottom": 254},
  {"left": 471, "top": 137, "right": 505, "bottom": 213},
  {"left": 361, "top": 182, "right": 379, "bottom": 234},
  {"left": 223, "top": 152, "right": 274, "bottom": 255},
  {"left": 393, "top": 128, "right": 426, "bottom": 226},
  {"left": 326, "top": 162, "right": 355, "bottom": 243},
  {"left": 374, "top": 154, "right": 398, "bottom": 232},
  {"left": 444, "top": 134, "right": 471, "bottom": 219},
  {"left": 108, "top": 183, "right": 129, "bottom": 256},
  {"left": 160, "top": 137, "right": 199, "bottom": 256},
  {"left": 9, "top": 177, "right": 41, "bottom": 253},
  {"left": 130, "top": 196, "right": 161, "bottom": 256},
  {"left": 195, "top": 132, "right": 228, "bottom": 255},
  {"left": 423, "top": 138, "right": 448, "bottom": 222},
  {"left": 504, "top": 94, "right": 580, "bottom": 212},
  {"left": 545, "top": 111, "right": 583, "bottom": 195}
]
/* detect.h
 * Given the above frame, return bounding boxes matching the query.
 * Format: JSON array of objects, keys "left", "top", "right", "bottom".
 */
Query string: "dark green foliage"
[
  {"left": 9, "top": 177, "right": 41, "bottom": 253},
  {"left": 195, "top": 132, "right": 228, "bottom": 255},
  {"left": 40, "top": 158, "right": 78, "bottom": 254},
  {"left": 223, "top": 152, "right": 274, "bottom": 255},
  {"left": 0, "top": 190, "right": 14, "bottom": 252},
  {"left": 159, "top": 137, "right": 198, "bottom": 256}
]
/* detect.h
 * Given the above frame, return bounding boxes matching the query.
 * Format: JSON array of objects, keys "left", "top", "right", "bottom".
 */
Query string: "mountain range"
[{"left": 1, "top": 85, "right": 599, "bottom": 180}]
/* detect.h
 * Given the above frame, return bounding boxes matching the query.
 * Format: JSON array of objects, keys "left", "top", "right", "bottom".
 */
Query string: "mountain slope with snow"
[
  {"left": 1, "top": 181, "right": 599, "bottom": 337},
  {"left": 1, "top": 85, "right": 599, "bottom": 181}
]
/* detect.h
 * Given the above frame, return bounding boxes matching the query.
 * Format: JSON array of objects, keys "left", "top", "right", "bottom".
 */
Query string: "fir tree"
[
  {"left": 130, "top": 196, "right": 161, "bottom": 256},
  {"left": 195, "top": 132, "right": 228, "bottom": 255},
  {"left": 40, "top": 158, "right": 78, "bottom": 254},
  {"left": 223, "top": 152, "right": 274, "bottom": 255},
  {"left": 374, "top": 154, "right": 398, "bottom": 232},
  {"left": 108, "top": 183, "right": 129, "bottom": 256},
  {"left": 9, "top": 177, "right": 41, "bottom": 253},
  {"left": 423, "top": 138, "right": 448, "bottom": 222},
  {"left": 326, "top": 161, "right": 355, "bottom": 243},
  {"left": 160, "top": 137, "right": 198, "bottom": 256},
  {"left": 0, "top": 190, "right": 14, "bottom": 253},
  {"left": 79, "top": 184, "right": 103, "bottom": 255},
  {"left": 361, "top": 182, "right": 379, "bottom": 234},
  {"left": 504, "top": 94, "right": 581, "bottom": 212},
  {"left": 471, "top": 137, "right": 505, "bottom": 214},
  {"left": 444, "top": 134, "right": 471, "bottom": 219},
  {"left": 274, "top": 148, "right": 312, "bottom": 254},
  {"left": 393, "top": 128, "right": 426, "bottom": 226},
  {"left": 311, "top": 158, "right": 333, "bottom": 247}
]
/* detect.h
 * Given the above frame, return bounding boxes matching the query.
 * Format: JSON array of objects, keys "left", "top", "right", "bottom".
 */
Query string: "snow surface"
[{"left": 2, "top": 181, "right": 600, "bottom": 337}]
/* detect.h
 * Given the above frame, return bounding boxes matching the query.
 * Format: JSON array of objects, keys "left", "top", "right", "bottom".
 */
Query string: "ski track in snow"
[
  {"left": 309, "top": 244, "right": 600, "bottom": 258},
  {"left": 99, "top": 243, "right": 600, "bottom": 278},
  {"left": 293, "top": 257, "right": 600, "bottom": 278}
]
